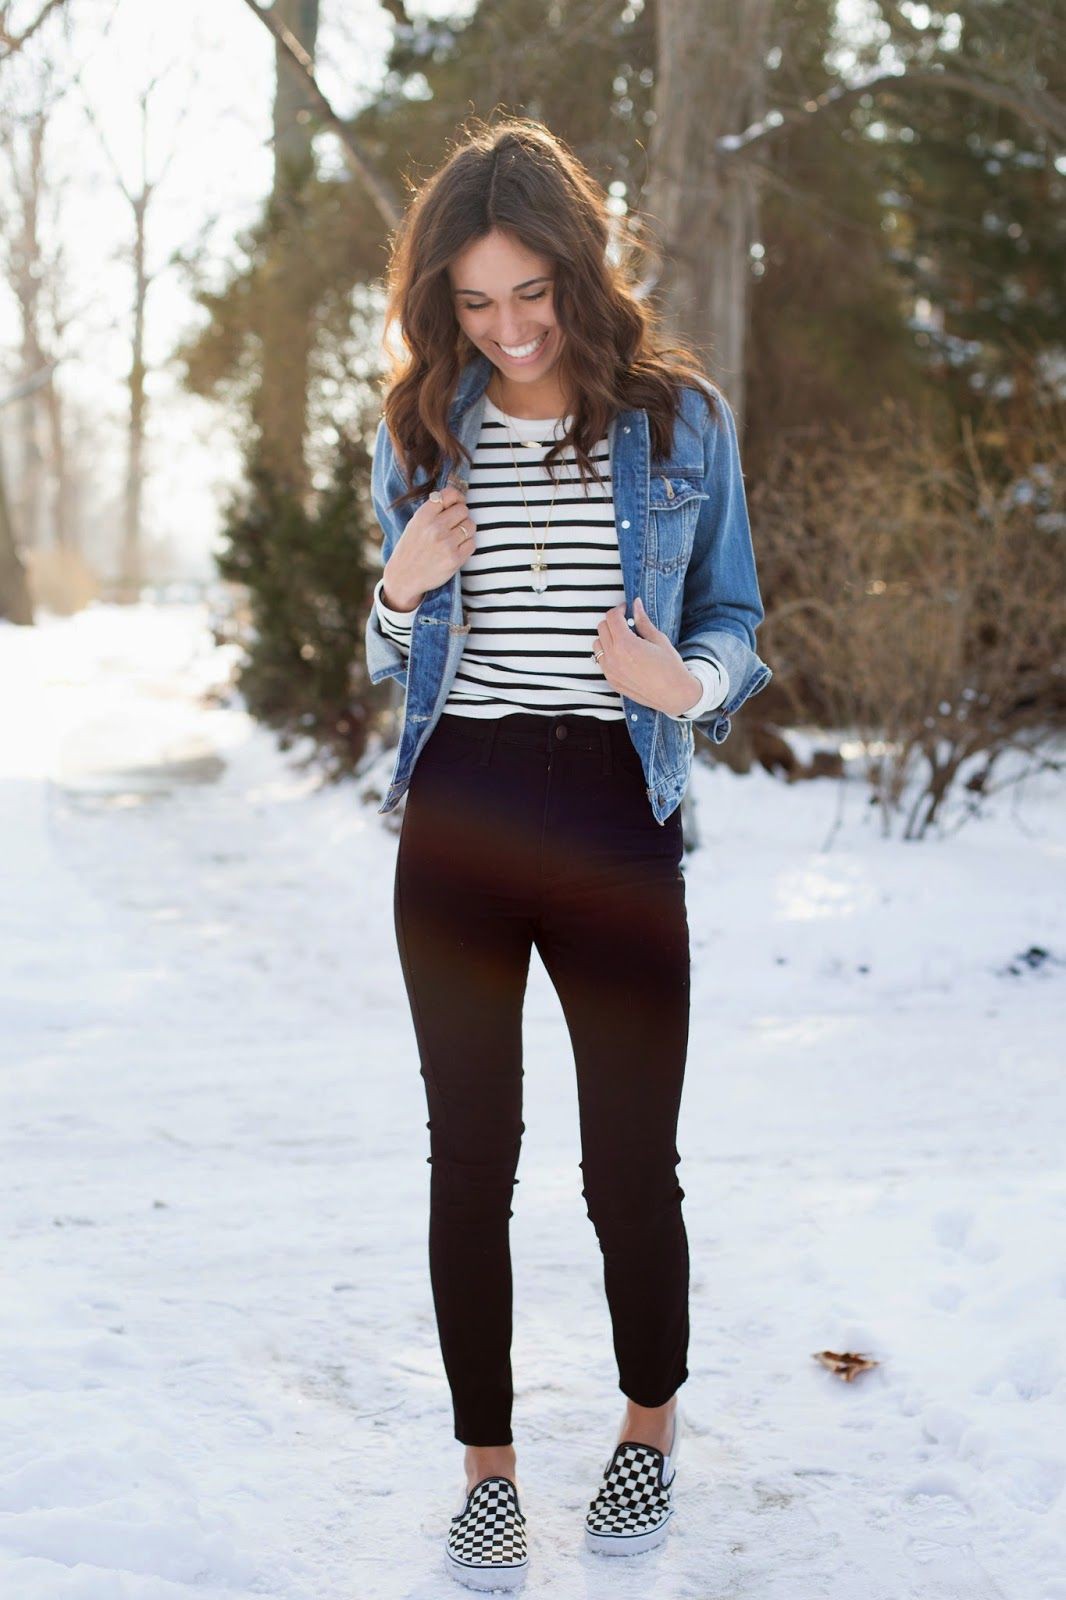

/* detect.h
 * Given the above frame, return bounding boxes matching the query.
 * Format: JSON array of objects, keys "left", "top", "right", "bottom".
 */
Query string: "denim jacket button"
[
  {"left": 620, "top": 519, "right": 630, "bottom": 529},
  {"left": 630, "top": 713, "right": 637, "bottom": 722}
]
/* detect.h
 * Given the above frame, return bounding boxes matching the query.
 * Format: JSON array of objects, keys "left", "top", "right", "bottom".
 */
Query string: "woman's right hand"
[{"left": 380, "top": 484, "right": 475, "bottom": 611}]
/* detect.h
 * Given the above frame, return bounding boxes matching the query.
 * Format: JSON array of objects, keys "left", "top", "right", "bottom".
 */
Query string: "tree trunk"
[
  {"left": 40, "top": 349, "right": 70, "bottom": 549},
  {"left": 120, "top": 186, "right": 148, "bottom": 598},
  {"left": 644, "top": 0, "right": 773, "bottom": 432},
  {"left": 256, "top": 0, "right": 320, "bottom": 501},
  {"left": 11, "top": 112, "right": 47, "bottom": 548},
  {"left": 0, "top": 445, "right": 33, "bottom": 624}
]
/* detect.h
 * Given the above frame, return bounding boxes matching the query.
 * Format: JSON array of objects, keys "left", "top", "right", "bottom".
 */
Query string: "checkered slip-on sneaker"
[
  {"left": 445, "top": 1474, "right": 529, "bottom": 1591},
  {"left": 584, "top": 1407, "right": 682, "bottom": 1556}
]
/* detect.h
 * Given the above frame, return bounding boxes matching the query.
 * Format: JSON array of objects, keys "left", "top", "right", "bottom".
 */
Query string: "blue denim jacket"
[{"left": 364, "top": 352, "right": 772, "bottom": 824}]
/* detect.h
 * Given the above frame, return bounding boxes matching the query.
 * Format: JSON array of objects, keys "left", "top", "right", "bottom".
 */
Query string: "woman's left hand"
[{"left": 592, "top": 598, "right": 701, "bottom": 716}]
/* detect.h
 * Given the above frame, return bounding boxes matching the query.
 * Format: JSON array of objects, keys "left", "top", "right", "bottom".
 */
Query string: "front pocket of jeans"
[
  {"left": 417, "top": 723, "right": 486, "bottom": 768},
  {"left": 609, "top": 747, "right": 652, "bottom": 800}
]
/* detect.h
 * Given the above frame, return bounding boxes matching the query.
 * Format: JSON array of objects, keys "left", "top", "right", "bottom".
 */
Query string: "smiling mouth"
[{"left": 495, "top": 330, "right": 550, "bottom": 360}]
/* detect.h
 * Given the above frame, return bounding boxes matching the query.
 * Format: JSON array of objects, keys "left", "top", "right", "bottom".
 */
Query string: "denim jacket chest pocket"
[
  {"left": 645, "top": 471, "right": 709, "bottom": 577},
  {"left": 644, "top": 469, "right": 709, "bottom": 642}
]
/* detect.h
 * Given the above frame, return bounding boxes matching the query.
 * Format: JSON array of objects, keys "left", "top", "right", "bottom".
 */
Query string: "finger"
[
  {"left": 426, "top": 486, "right": 463, "bottom": 517},
  {"left": 439, "top": 483, "right": 466, "bottom": 507},
  {"left": 440, "top": 501, "right": 472, "bottom": 534},
  {"left": 451, "top": 517, "right": 476, "bottom": 553},
  {"left": 603, "top": 602, "right": 631, "bottom": 646},
  {"left": 631, "top": 595, "right": 660, "bottom": 639}
]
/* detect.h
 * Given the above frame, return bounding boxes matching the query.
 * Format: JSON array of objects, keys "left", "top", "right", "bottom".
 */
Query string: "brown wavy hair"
[{"left": 378, "top": 116, "right": 720, "bottom": 511}]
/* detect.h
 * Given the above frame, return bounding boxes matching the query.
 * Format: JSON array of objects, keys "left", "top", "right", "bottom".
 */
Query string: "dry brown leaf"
[{"left": 812, "top": 1349, "right": 880, "bottom": 1382}]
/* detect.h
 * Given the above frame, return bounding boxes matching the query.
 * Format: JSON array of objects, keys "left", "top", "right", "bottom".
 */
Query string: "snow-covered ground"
[{"left": 2, "top": 601, "right": 1063, "bottom": 1600}]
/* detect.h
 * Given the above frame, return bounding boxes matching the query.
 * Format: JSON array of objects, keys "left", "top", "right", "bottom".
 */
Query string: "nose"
[{"left": 496, "top": 322, "right": 540, "bottom": 347}]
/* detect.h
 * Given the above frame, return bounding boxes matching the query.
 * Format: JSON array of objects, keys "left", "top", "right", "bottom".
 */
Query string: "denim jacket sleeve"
[
  {"left": 364, "top": 416, "right": 418, "bottom": 690},
  {"left": 678, "top": 384, "right": 773, "bottom": 740}
]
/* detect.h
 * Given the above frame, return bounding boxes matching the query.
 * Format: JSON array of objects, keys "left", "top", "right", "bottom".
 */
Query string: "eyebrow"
[{"left": 453, "top": 276, "right": 553, "bottom": 297}]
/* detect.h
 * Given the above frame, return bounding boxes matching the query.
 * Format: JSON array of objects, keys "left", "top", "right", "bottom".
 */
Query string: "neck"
[{"left": 486, "top": 368, "right": 571, "bottom": 420}]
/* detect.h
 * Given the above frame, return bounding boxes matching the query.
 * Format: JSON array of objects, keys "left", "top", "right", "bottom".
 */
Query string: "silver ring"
[
  {"left": 593, "top": 647, "right": 604, "bottom": 662},
  {"left": 429, "top": 490, "right": 443, "bottom": 504}
]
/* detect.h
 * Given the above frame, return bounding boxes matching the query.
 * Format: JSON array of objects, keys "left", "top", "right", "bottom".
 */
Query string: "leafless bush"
[{"left": 752, "top": 390, "right": 1066, "bottom": 838}]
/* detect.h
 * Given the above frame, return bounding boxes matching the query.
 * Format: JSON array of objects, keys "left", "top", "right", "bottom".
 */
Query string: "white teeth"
[{"left": 498, "top": 331, "right": 548, "bottom": 358}]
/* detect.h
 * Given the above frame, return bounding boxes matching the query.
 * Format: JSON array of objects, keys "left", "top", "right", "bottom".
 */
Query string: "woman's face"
[{"left": 448, "top": 229, "right": 564, "bottom": 390}]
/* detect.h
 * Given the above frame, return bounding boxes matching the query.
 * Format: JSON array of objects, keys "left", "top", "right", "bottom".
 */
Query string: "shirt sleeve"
[
  {"left": 373, "top": 575, "right": 418, "bottom": 656},
  {"left": 674, "top": 653, "right": 730, "bottom": 719}
]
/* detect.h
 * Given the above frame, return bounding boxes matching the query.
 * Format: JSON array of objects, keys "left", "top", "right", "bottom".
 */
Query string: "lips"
[{"left": 495, "top": 330, "right": 550, "bottom": 363}]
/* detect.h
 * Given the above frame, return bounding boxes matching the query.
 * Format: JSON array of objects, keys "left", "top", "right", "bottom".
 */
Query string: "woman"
[{"left": 363, "top": 118, "right": 772, "bottom": 1590}]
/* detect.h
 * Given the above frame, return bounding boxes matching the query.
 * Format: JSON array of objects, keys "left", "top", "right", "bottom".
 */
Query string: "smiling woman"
[{"left": 364, "top": 114, "right": 772, "bottom": 1594}]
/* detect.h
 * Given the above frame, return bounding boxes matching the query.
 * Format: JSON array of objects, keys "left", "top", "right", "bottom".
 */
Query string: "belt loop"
[
  {"left": 599, "top": 720, "right": 613, "bottom": 776},
  {"left": 476, "top": 719, "right": 498, "bottom": 768}
]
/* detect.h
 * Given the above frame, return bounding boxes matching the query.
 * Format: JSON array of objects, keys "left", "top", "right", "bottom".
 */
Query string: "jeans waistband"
[{"left": 434, "top": 710, "right": 640, "bottom": 775}]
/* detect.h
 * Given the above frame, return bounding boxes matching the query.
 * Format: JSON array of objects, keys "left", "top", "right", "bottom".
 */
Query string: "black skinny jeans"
[{"left": 393, "top": 709, "right": 691, "bottom": 1446}]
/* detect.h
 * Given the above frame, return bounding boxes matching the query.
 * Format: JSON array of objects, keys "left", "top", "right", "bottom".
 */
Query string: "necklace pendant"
[{"left": 530, "top": 559, "right": 548, "bottom": 594}]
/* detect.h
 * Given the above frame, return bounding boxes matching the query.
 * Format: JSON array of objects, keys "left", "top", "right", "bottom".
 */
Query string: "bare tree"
[
  {"left": 36, "top": 226, "right": 73, "bottom": 546},
  {"left": 0, "top": 104, "right": 50, "bottom": 550},
  {"left": 79, "top": 72, "right": 185, "bottom": 599},
  {"left": 0, "top": 365, "right": 55, "bottom": 623},
  {"left": 0, "top": 1, "right": 80, "bottom": 619},
  {"left": 0, "top": 445, "right": 32, "bottom": 622}
]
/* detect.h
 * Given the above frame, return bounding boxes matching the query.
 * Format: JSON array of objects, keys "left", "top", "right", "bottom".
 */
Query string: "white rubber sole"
[{"left": 444, "top": 1549, "right": 529, "bottom": 1590}]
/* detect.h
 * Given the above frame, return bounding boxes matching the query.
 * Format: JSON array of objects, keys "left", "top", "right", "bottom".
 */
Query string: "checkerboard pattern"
[
  {"left": 584, "top": 1440, "right": 675, "bottom": 1540},
  {"left": 446, "top": 1475, "right": 529, "bottom": 1587}
]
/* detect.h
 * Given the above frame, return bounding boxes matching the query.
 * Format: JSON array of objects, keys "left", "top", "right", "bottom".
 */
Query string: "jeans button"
[{"left": 555, "top": 724, "right": 568, "bottom": 741}]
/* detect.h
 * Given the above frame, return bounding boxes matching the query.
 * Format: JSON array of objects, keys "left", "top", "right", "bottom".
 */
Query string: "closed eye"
[{"left": 463, "top": 289, "right": 549, "bottom": 311}]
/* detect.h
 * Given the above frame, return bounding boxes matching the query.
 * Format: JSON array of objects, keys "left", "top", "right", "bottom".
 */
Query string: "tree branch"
[
  {"left": 237, "top": 0, "right": 401, "bottom": 230},
  {"left": 0, "top": 0, "right": 68, "bottom": 61},
  {"left": 719, "top": 62, "right": 1066, "bottom": 161},
  {"left": 0, "top": 360, "right": 59, "bottom": 408}
]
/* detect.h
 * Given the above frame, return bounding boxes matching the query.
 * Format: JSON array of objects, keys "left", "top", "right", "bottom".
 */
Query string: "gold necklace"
[{"left": 496, "top": 409, "right": 566, "bottom": 596}]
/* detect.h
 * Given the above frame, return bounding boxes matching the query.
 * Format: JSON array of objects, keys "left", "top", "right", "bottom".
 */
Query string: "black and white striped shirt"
[{"left": 373, "top": 394, "right": 728, "bottom": 719}]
